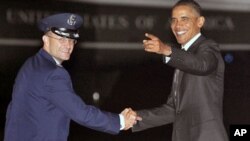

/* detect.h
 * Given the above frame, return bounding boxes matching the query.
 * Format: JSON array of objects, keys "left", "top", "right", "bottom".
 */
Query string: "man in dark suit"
[
  {"left": 4, "top": 13, "right": 137, "bottom": 141},
  {"left": 132, "top": 0, "right": 229, "bottom": 141}
]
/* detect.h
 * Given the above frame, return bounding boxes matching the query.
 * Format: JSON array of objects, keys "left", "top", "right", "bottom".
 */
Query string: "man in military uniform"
[{"left": 4, "top": 13, "right": 137, "bottom": 141}]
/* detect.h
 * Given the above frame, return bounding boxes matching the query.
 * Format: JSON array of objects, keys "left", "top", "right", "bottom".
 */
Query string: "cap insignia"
[{"left": 67, "top": 14, "right": 77, "bottom": 26}]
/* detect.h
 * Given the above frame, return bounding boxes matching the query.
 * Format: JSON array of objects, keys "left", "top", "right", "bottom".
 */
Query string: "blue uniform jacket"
[{"left": 4, "top": 49, "right": 120, "bottom": 141}]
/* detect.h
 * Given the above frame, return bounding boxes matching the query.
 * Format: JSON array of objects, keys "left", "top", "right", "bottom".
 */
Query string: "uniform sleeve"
[{"left": 43, "top": 68, "right": 120, "bottom": 134}]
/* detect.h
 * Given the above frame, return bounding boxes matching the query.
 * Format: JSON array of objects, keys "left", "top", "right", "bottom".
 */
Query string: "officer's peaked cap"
[{"left": 38, "top": 13, "right": 83, "bottom": 39}]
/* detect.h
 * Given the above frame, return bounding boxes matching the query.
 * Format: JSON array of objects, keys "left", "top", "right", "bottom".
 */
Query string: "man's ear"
[
  {"left": 42, "top": 35, "right": 49, "bottom": 45},
  {"left": 42, "top": 35, "right": 47, "bottom": 42},
  {"left": 197, "top": 16, "right": 205, "bottom": 28},
  {"left": 42, "top": 35, "right": 50, "bottom": 50}
]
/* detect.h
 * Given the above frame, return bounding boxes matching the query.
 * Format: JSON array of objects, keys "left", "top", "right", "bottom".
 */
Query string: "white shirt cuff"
[
  {"left": 119, "top": 114, "right": 125, "bottom": 130},
  {"left": 164, "top": 56, "right": 171, "bottom": 63}
]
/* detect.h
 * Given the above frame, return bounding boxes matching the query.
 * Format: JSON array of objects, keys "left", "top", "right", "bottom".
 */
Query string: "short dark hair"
[{"left": 172, "top": 0, "right": 203, "bottom": 16}]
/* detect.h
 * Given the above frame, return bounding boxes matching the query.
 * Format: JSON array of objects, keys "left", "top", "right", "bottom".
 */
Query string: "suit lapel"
[{"left": 187, "top": 35, "right": 206, "bottom": 53}]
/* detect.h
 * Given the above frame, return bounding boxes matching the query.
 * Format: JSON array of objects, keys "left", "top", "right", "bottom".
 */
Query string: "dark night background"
[{"left": 0, "top": 0, "right": 250, "bottom": 140}]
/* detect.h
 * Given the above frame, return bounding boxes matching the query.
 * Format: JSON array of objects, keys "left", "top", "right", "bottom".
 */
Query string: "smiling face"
[
  {"left": 170, "top": 5, "right": 205, "bottom": 46},
  {"left": 42, "top": 31, "right": 76, "bottom": 63}
]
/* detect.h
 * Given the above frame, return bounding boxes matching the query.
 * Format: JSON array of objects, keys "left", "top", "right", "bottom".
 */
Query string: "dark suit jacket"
[
  {"left": 133, "top": 35, "right": 229, "bottom": 141},
  {"left": 4, "top": 49, "right": 120, "bottom": 141}
]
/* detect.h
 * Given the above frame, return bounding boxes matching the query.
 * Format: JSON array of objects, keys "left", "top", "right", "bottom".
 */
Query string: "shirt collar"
[
  {"left": 182, "top": 33, "right": 201, "bottom": 51},
  {"left": 52, "top": 57, "right": 63, "bottom": 67}
]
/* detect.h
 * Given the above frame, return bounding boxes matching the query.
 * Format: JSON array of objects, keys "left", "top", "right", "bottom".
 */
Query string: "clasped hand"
[{"left": 120, "top": 108, "right": 142, "bottom": 130}]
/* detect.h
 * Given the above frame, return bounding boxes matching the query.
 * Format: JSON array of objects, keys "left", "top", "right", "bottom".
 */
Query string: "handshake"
[{"left": 120, "top": 108, "right": 142, "bottom": 130}]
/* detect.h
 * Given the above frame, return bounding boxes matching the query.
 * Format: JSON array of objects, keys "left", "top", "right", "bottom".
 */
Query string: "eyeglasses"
[{"left": 46, "top": 35, "right": 77, "bottom": 44}]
